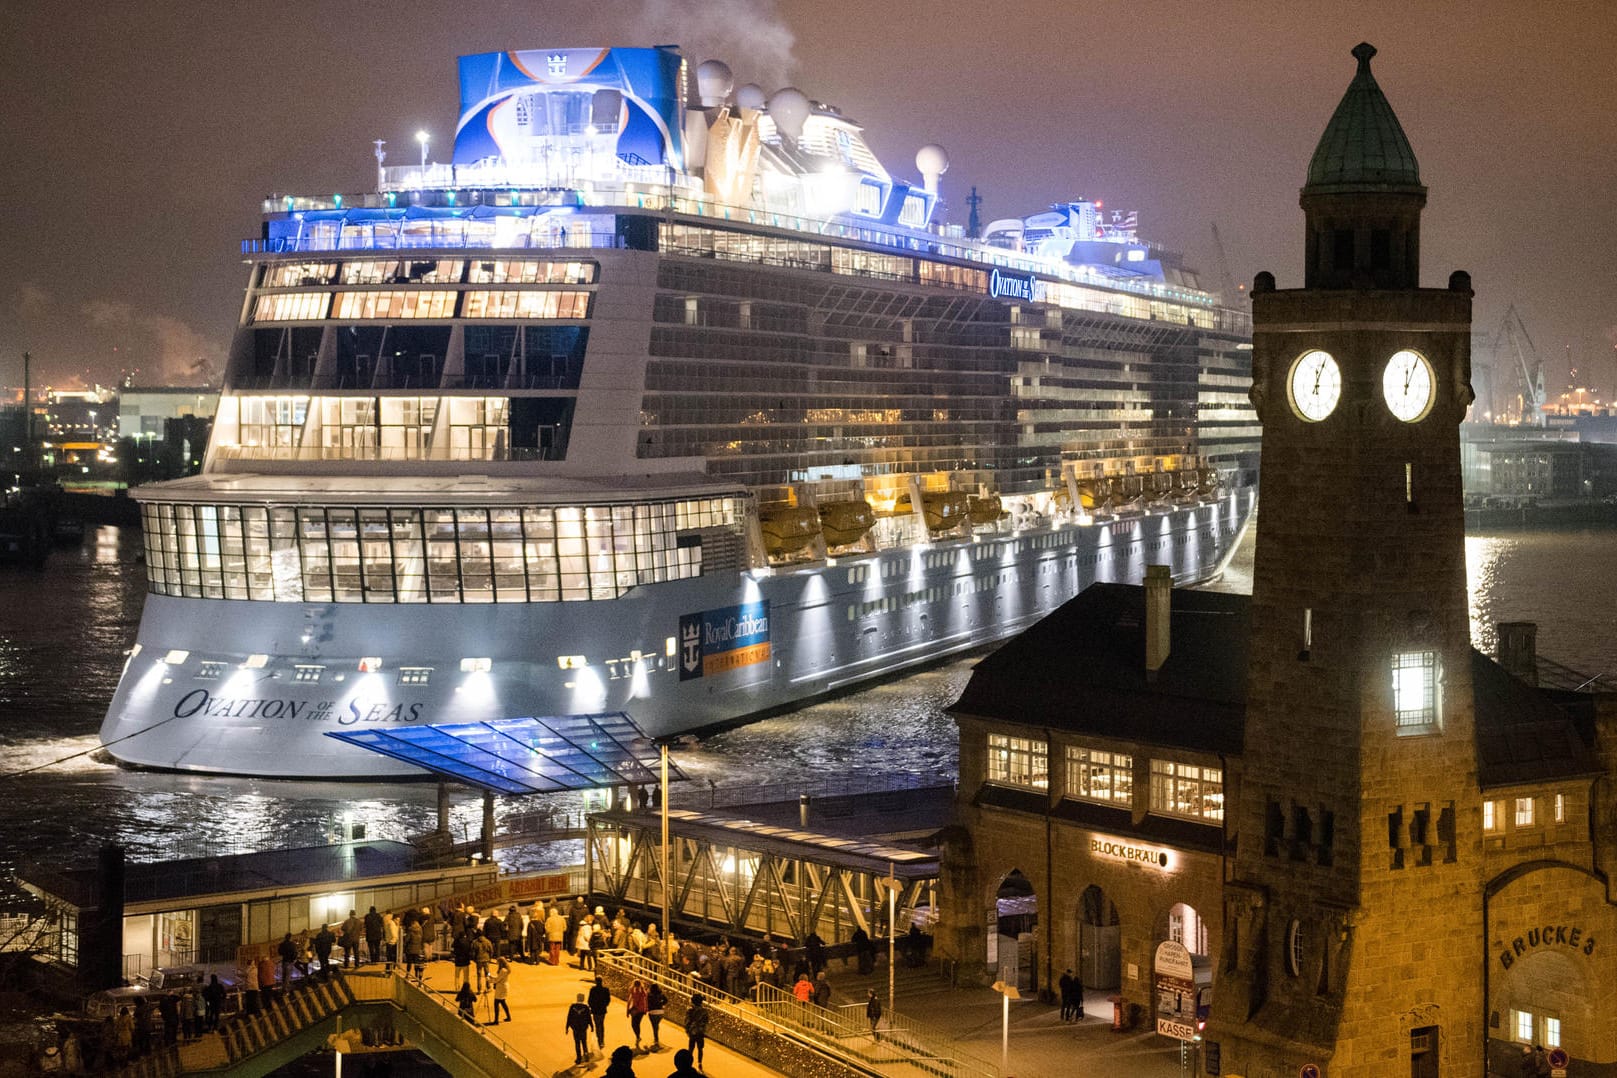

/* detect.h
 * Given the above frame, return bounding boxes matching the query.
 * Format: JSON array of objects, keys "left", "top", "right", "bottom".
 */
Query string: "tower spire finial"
[{"left": 1352, "top": 42, "right": 1376, "bottom": 70}]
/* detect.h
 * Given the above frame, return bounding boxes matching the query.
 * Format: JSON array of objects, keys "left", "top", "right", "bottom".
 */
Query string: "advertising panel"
[{"left": 678, "top": 600, "right": 771, "bottom": 681}]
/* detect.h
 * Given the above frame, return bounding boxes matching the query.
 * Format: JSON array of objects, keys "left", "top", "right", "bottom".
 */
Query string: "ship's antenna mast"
[
  {"left": 373, "top": 139, "right": 387, "bottom": 194},
  {"left": 966, "top": 186, "right": 983, "bottom": 239}
]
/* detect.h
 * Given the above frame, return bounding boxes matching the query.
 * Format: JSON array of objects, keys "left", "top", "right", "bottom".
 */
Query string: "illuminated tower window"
[{"left": 1391, "top": 651, "right": 1441, "bottom": 735}]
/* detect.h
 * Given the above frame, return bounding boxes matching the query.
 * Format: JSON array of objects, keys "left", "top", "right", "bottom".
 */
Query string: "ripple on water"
[{"left": 0, "top": 522, "right": 1613, "bottom": 900}]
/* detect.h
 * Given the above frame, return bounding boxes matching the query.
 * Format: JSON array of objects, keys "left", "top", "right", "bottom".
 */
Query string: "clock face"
[
  {"left": 1383, "top": 349, "right": 1435, "bottom": 421},
  {"left": 1288, "top": 350, "right": 1341, "bottom": 422}
]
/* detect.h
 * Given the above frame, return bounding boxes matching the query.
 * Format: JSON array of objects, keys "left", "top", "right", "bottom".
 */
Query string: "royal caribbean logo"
[
  {"left": 988, "top": 267, "right": 1039, "bottom": 302},
  {"left": 678, "top": 600, "right": 771, "bottom": 681},
  {"left": 547, "top": 53, "right": 568, "bottom": 75}
]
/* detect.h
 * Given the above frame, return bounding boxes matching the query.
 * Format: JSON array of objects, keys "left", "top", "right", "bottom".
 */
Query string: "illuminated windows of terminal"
[
  {"left": 1148, "top": 760, "right": 1225, "bottom": 823},
  {"left": 987, "top": 733, "right": 1048, "bottom": 791},
  {"left": 1066, "top": 747, "right": 1133, "bottom": 805}
]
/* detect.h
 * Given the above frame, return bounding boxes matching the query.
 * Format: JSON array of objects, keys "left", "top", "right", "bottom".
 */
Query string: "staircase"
[{"left": 220, "top": 975, "right": 355, "bottom": 1063}]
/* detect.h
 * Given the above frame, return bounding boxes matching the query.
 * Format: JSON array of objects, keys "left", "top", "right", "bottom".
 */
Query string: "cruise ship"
[{"left": 100, "top": 47, "right": 1259, "bottom": 778}]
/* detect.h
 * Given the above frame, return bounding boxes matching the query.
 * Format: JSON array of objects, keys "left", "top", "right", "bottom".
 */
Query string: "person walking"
[
  {"left": 404, "top": 919, "right": 426, "bottom": 982},
  {"left": 646, "top": 982, "right": 667, "bottom": 1048},
  {"left": 588, "top": 975, "right": 613, "bottom": 1050},
  {"left": 577, "top": 917, "right": 596, "bottom": 970},
  {"left": 277, "top": 932, "right": 299, "bottom": 995},
  {"left": 482, "top": 908, "right": 505, "bottom": 962},
  {"left": 684, "top": 995, "right": 710, "bottom": 1070},
  {"left": 813, "top": 971, "right": 832, "bottom": 1008},
  {"left": 382, "top": 912, "right": 400, "bottom": 972},
  {"left": 189, "top": 989, "right": 206, "bottom": 1041},
  {"left": 451, "top": 930, "right": 473, "bottom": 989},
  {"left": 491, "top": 958, "right": 512, "bottom": 1025},
  {"left": 566, "top": 993, "right": 594, "bottom": 1063},
  {"left": 627, "top": 978, "right": 649, "bottom": 1049},
  {"left": 313, "top": 923, "right": 336, "bottom": 979},
  {"left": 473, "top": 929, "right": 494, "bottom": 991},
  {"left": 455, "top": 981, "right": 477, "bottom": 1024},
  {"left": 792, "top": 972, "right": 812, "bottom": 1003},
  {"left": 866, "top": 988, "right": 882, "bottom": 1039},
  {"left": 364, "top": 906, "right": 383, "bottom": 966},
  {"left": 110, "top": 1007, "right": 134, "bottom": 1067},
  {"left": 666, "top": 1048, "right": 701, "bottom": 1078},
  {"left": 257, "top": 953, "right": 277, "bottom": 1006},
  {"left": 242, "top": 959, "right": 261, "bottom": 1016},
  {"left": 605, "top": 1044, "right": 637, "bottom": 1078},
  {"left": 545, "top": 905, "right": 568, "bottom": 966},
  {"left": 340, "top": 909, "right": 363, "bottom": 969},
  {"left": 202, "top": 974, "right": 226, "bottom": 1032},
  {"left": 158, "top": 991, "right": 181, "bottom": 1046},
  {"left": 1058, "top": 969, "right": 1074, "bottom": 1022}
]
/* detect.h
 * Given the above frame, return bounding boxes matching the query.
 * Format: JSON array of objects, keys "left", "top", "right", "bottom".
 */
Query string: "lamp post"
[
  {"left": 660, "top": 740, "right": 670, "bottom": 964},
  {"left": 415, "top": 129, "right": 430, "bottom": 170},
  {"left": 883, "top": 865, "right": 898, "bottom": 1018},
  {"left": 991, "top": 979, "right": 1020, "bottom": 1076}
]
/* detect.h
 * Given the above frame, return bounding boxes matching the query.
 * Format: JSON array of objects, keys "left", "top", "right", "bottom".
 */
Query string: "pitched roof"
[
  {"left": 1305, "top": 43, "right": 1423, "bottom": 191},
  {"left": 950, "top": 583, "right": 1248, "bottom": 755},
  {"left": 951, "top": 582, "right": 1601, "bottom": 787}
]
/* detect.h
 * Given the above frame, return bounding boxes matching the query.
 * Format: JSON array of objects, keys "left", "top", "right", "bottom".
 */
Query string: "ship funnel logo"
[{"left": 547, "top": 53, "right": 568, "bottom": 75}]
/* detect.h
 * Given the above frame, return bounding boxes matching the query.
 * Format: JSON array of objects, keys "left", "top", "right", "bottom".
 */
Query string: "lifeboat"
[
  {"left": 818, "top": 499, "right": 876, "bottom": 547},
  {"left": 1075, "top": 479, "right": 1109, "bottom": 511},
  {"left": 759, "top": 507, "right": 822, "bottom": 557},
  {"left": 967, "top": 494, "right": 1006, "bottom": 525},
  {"left": 894, "top": 491, "right": 971, "bottom": 532}
]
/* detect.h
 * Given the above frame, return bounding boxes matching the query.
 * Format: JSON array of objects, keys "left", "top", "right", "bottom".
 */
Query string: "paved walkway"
[
  {"left": 403, "top": 954, "right": 789, "bottom": 1078},
  {"left": 805, "top": 959, "right": 1199, "bottom": 1078}
]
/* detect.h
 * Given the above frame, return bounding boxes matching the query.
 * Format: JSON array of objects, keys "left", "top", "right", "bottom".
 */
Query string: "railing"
[
  {"left": 248, "top": 180, "right": 1244, "bottom": 326},
  {"left": 678, "top": 771, "right": 946, "bottom": 810},
  {"left": 212, "top": 443, "right": 566, "bottom": 464},
  {"left": 598, "top": 950, "right": 998, "bottom": 1078}
]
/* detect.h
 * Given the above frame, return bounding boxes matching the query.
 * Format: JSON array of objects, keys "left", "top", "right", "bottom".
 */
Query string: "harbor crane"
[{"left": 1489, "top": 305, "right": 1546, "bottom": 426}]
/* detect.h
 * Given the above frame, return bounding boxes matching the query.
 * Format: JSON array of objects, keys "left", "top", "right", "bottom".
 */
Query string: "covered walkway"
[{"left": 587, "top": 806, "right": 940, "bottom": 944}]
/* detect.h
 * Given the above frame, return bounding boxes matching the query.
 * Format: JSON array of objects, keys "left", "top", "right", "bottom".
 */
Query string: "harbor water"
[{"left": 0, "top": 523, "right": 1612, "bottom": 898}]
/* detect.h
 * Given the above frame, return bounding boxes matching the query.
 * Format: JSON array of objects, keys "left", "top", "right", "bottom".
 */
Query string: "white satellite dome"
[
  {"left": 735, "top": 83, "right": 767, "bottom": 111},
  {"left": 695, "top": 60, "right": 734, "bottom": 108},
  {"left": 915, "top": 144, "right": 949, "bottom": 194},
  {"left": 767, "top": 87, "right": 811, "bottom": 140}
]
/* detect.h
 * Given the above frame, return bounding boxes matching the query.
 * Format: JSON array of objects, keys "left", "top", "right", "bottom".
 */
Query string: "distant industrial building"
[{"left": 117, "top": 386, "right": 217, "bottom": 441}]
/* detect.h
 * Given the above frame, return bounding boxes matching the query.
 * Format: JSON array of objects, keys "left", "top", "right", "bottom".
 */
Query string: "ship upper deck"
[{"left": 247, "top": 176, "right": 1235, "bottom": 320}]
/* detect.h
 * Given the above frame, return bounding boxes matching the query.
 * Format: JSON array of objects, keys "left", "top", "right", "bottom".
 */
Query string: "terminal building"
[{"left": 939, "top": 43, "right": 1617, "bottom": 1077}]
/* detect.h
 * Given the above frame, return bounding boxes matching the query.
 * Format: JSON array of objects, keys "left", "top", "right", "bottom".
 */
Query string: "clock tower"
[{"left": 1212, "top": 43, "right": 1481, "bottom": 1077}]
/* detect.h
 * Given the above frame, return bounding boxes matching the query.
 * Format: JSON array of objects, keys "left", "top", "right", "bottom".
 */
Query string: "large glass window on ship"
[{"left": 459, "top": 326, "right": 589, "bottom": 391}]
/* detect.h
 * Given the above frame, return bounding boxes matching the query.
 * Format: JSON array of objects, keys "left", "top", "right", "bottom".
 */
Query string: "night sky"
[{"left": 2, "top": 1, "right": 1612, "bottom": 413}]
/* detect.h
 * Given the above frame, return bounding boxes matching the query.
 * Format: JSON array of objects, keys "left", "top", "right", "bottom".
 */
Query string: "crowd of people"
[{"left": 52, "top": 892, "right": 925, "bottom": 1074}]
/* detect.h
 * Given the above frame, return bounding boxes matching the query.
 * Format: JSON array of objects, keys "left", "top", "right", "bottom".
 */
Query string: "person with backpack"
[
  {"left": 645, "top": 982, "right": 667, "bottom": 1048},
  {"left": 684, "top": 994, "right": 710, "bottom": 1069}
]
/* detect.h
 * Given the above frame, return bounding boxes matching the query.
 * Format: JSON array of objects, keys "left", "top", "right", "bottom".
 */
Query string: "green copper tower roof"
[{"left": 1305, "top": 43, "right": 1423, "bottom": 190}]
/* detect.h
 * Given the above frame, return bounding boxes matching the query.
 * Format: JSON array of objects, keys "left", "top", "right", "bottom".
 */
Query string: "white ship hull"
[{"left": 101, "top": 489, "right": 1253, "bottom": 778}]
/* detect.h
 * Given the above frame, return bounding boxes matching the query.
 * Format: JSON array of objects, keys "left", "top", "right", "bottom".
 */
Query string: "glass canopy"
[{"left": 325, "top": 712, "right": 684, "bottom": 795}]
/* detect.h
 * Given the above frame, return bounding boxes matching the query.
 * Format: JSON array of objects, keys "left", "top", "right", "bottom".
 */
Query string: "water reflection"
[{"left": 0, "top": 522, "right": 1612, "bottom": 900}]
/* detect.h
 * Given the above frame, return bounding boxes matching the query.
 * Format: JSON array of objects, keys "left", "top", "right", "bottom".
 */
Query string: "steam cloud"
[
  {"left": 83, "top": 298, "right": 217, "bottom": 383},
  {"left": 637, "top": 0, "right": 796, "bottom": 87}
]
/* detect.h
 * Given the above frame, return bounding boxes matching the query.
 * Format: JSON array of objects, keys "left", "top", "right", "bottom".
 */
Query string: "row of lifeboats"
[
  {"left": 756, "top": 465, "right": 1221, "bottom": 562},
  {"left": 1068, "top": 467, "right": 1221, "bottom": 513},
  {"left": 759, "top": 491, "right": 1009, "bottom": 559}
]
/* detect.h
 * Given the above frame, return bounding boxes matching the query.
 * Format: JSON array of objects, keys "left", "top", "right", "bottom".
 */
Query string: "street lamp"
[
  {"left": 992, "top": 979, "right": 1020, "bottom": 1076},
  {"left": 415, "top": 129, "right": 430, "bottom": 169},
  {"left": 660, "top": 740, "right": 670, "bottom": 964}
]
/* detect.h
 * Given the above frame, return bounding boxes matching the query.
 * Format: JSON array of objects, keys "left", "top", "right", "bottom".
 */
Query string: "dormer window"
[{"left": 1392, "top": 651, "right": 1441, "bottom": 735}]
